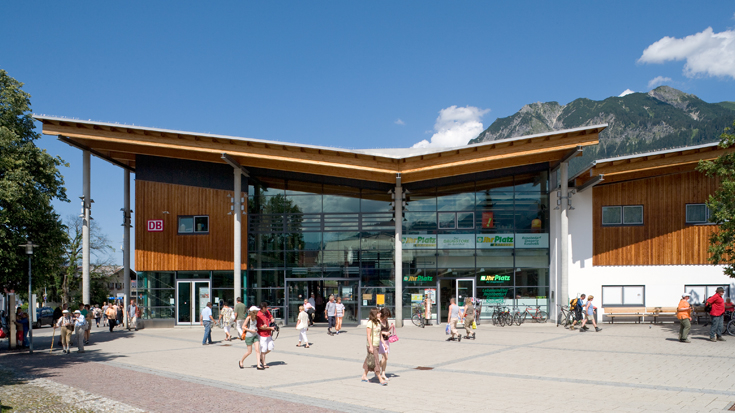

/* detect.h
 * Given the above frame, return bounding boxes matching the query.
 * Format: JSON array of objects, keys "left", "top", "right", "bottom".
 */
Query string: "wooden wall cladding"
[
  {"left": 593, "top": 171, "right": 719, "bottom": 266},
  {"left": 135, "top": 180, "right": 246, "bottom": 271}
]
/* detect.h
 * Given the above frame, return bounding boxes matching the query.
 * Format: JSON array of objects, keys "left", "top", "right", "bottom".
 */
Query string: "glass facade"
[{"left": 247, "top": 170, "right": 550, "bottom": 323}]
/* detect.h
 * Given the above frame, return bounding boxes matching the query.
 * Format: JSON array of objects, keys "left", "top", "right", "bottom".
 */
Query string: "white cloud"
[
  {"left": 394, "top": 118, "right": 405, "bottom": 125},
  {"left": 647, "top": 76, "right": 672, "bottom": 89},
  {"left": 412, "top": 105, "right": 490, "bottom": 148},
  {"left": 638, "top": 27, "right": 735, "bottom": 79},
  {"left": 619, "top": 89, "right": 636, "bottom": 97}
]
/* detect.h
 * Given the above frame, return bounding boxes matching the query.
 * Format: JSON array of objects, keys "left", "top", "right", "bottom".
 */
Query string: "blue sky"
[{"left": 2, "top": 1, "right": 734, "bottom": 267}]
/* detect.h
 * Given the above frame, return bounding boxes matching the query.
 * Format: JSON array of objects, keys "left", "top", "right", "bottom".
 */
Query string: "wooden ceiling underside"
[
  {"left": 40, "top": 119, "right": 603, "bottom": 184},
  {"left": 575, "top": 144, "right": 732, "bottom": 186}
]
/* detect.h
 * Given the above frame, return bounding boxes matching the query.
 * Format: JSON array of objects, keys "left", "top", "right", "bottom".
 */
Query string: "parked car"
[{"left": 34, "top": 306, "right": 54, "bottom": 328}]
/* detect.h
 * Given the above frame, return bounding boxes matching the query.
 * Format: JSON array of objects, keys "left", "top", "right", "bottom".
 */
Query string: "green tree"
[
  {"left": 56, "top": 215, "right": 115, "bottom": 308},
  {"left": 0, "top": 69, "right": 68, "bottom": 296},
  {"left": 697, "top": 119, "right": 735, "bottom": 276}
]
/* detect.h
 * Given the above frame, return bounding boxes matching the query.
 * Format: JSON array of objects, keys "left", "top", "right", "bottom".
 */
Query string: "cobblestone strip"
[
  {"left": 100, "top": 360, "right": 377, "bottom": 413},
  {"left": 0, "top": 365, "right": 143, "bottom": 413}
]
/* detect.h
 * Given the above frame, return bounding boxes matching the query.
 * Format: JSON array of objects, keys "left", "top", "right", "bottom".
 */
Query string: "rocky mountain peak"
[{"left": 648, "top": 86, "right": 698, "bottom": 110}]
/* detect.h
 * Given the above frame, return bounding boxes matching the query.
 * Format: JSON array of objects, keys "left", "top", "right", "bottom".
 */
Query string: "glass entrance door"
[
  {"left": 176, "top": 280, "right": 210, "bottom": 325},
  {"left": 285, "top": 279, "right": 359, "bottom": 326},
  {"left": 456, "top": 279, "right": 475, "bottom": 306}
]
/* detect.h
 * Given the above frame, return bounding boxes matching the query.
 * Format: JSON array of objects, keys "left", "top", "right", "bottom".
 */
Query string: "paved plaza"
[{"left": 1, "top": 319, "right": 734, "bottom": 412}]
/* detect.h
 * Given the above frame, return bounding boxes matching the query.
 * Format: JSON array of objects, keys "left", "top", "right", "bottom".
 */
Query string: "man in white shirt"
[
  {"left": 200, "top": 302, "right": 215, "bottom": 345},
  {"left": 73, "top": 310, "right": 86, "bottom": 353},
  {"left": 127, "top": 299, "right": 138, "bottom": 331}
]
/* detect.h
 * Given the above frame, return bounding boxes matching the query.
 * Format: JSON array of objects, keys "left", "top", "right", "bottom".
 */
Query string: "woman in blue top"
[{"left": 579, "top": 295, "right": 602, "bottom": 332}]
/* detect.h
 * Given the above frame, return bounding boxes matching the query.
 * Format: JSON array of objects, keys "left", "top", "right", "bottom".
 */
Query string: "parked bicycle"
[
  {"left": 411, "top": 304, "right": 426, "bottom": 328},
  {"left": 516, "top": 306, "right": 548, "bottom": 324},
  {"left": 557, "top": 305, "right": 574, "bottom": 327}
]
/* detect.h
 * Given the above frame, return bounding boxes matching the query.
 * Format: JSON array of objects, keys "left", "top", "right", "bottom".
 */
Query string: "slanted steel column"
[
  {"left": 123, "top": 169, "right": 132, "bottom": 308},
  {"left": 222, "top": 153, "right": 248, "bottom": 303},
  {"left": 234, "top": 168, "right": 242, "bottom": 300},
  {"left": 394, "top": 174, "right": 403, "bottom": 327},
  {"left": 82, "top": 150, "right": 91, "bottom": 304},
  {"left": 559, "top": 162, "right": 570, "bottom": 317}
]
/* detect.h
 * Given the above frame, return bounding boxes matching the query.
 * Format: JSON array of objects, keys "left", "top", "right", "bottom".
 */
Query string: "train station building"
[{"left": 34, "top": 115, "right": 734, "bottom": 327}]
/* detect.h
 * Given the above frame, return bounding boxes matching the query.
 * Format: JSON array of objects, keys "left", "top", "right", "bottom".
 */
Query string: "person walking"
[
  {"left": 256, "top": 302, "right": 275, "bottom": 368},
  {"left": 303, "top": 298, "right": 315, "bottom": 326},
  {"left": 378, "top": 307, "right": 394, "bottom": 382},
  {"left": 239, "top": 306, "right": 263, "bottom": 369},
  {"left": 115, "top": 302, "right": 124, "bottom": 329},
  {"left": 325, "top": 294, "right": 337, "bottom": 335},
  {"left": 463, "top": 298, "right": 476, "bottom": 340},
  {"left": 101, "top": 302, "right": 108, "bottom": 327},
  {"left": 54, "top": 310, "right": 74, "bottom": 354},
  {"left": 360, "top": 308, "right": 387, "bottom": 386},
  {"left": 579, "top": 295, "right": 602, "bottom": 332},
  {"left": 296, "top": 305, "right": 310, "bottom": 348},
  {"left": 569, "top": 294, "right": 586, "bottom": 330},
  {"left": 73, "top": 310, "right": 86, "bottom": 353},
  {"left": 105, "top": 303, "right": 117, "bottom": 332},
  {"left": 127, "top": 299, "right": 138, "bottom": 331},
  {"left": 707, "top": 287, "right": 726, "bottom": 342},
  {"left": 93, "top": 305, "right": 102, "bottom": 328},
  {"left": 447, "top": 298, "right": 461, "bottom": 342},
  {"left": 335, "top": 297, "right": 345, "bottom": 334},
  {"left": 218, "top": 301, "right": 234, "bottom": 341},
  {"left": 82, "top": 305, "right": 92, "bottom": 345},
  {"left": 200, "top": 302, "right": 215, "bottom": 345},
  {"left": 234, "top": 297, "right": 247, "bottom": 340},
  {"left": 677, "top": 292, "right": 693, "bottom": 343}
]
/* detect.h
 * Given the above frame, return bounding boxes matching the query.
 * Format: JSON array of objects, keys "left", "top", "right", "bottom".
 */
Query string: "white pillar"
[
  {"left": 123, "top": 169, "right": 131, "bottom": 307},
  {"left": 559, "top": 162, "right": 569, "bottom": 320},
  {"left": 394, "top": 174, "right": 403, "bottom": 327},
  {"left": 234, "top": 169, "right": 242, "bottom": 302},
  {"left": 82, "top": 150, "right": 91, "bottom": 304}
]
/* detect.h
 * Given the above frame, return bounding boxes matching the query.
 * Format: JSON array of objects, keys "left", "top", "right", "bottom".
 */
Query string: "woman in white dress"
[{"left": 296, "top": 305, "right": 310, "bottom": 348}]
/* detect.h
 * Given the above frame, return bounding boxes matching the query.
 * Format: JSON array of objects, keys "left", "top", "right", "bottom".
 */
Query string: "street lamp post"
[{"left": 19, "top": 240, "right": 38, "bottom": 354}]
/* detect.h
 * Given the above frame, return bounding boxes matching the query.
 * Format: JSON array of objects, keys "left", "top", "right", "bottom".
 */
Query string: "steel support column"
[
  {"left": 394, "top": 174, "right": 403, "bottom": 327},
  {"left": 123, "top": 169, "right": 131, "bottom": 313},
  {"left": 82, "top": 150, "right": 91, "bottom": 304},
  {"left": 559, "top": 162, "right": 570, "bottom": 319}
]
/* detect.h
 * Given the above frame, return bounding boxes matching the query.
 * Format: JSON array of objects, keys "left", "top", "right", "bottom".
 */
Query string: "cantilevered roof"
[
  {"left": 573, "top": 141, "right": 731, "bottom": 187},
  {"left": 34, "top": 115, "right": 606, "bottom": 184}
]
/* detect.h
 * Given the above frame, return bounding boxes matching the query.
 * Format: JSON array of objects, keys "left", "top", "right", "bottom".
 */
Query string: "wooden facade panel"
[
  {"left": 593, "top": 171, "right": 719, "bottom": 266},
  {"left": 135, "top": 180, "right": 246, "bottom": 271}
]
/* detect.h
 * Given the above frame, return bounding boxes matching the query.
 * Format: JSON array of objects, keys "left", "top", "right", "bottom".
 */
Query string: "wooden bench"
[
  {"left": 603, "top": 307, "right": 646, "bottom": 323},
  {"left": 692, "top": 306, "right": 708, "bottom": 324},
  {"left": 646, "top": 307, "right": 678, "bottom": 323}
]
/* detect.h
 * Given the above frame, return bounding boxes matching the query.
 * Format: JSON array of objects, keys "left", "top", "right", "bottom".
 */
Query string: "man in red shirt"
[
  {"left": 256, "top": 301, "right": 275, "bottom": 369},
  {"left": 707, "top": 287, "right": 726, "bottom": 342}
]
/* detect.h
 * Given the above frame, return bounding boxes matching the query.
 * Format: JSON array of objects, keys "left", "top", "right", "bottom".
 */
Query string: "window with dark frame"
[
  {"left": 602, "top": 205, "right": 644, "bottom": 226},
  {"left": 686, "top": 204, "right": 711, "bottom": 224},
  {"left": 178, "top": 215, "right": 210, "bottom": 234},
  {"left": 601, "top": 285, "right": 645, "bottom": 307}
]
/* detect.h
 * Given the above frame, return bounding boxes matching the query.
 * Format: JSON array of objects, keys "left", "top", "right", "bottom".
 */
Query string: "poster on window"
[
  {"left": 198, "top": 287, "right": 209, "bottom": 314},
  {"left": 424, "top": 288, "right": 436, "bottom": 304},
  {"left": 481, "top": 212, "right": 494, "bottom": 228}
]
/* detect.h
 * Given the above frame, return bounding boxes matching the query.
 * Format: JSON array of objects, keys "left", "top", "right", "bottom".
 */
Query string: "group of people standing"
[
  {"left": 677, "top": 287, "right": 733, "bottom": 343},
  {"left": 51, "top": 299, "right": 140, "bottom": 354}
]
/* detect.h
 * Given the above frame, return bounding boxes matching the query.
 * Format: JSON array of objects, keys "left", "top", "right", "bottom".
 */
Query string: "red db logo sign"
[{"left": 147, "top": 220, "right": 164, "bottom": 232}]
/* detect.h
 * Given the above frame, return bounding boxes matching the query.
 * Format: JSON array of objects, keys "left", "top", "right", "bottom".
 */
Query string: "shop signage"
[
  {"left": 411, "top": 294, "right": 424, "bottom": 303},
  {"left": 402, "top": 235, "right": 437, "bottom": 249},
  {"left": 476, "top": 233, "right": 514, "bottom": 249},
  {"left": 480, "top": 288, "right": 509, "bottom": 301},
  {"left": 403, "top": 275, "right": 434, "bottom": 283},
  {"left": 515, "top": 233, "right": 549, "bottom": 248},
  {"left": 480, "top": 274, "right": 511, "bottom": 283},
  {"left": 147, "top": 220, "right": 164, "bottom": 232},
  {"left": 438, "top": 234, "right": 475, "bottom": 249}
]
